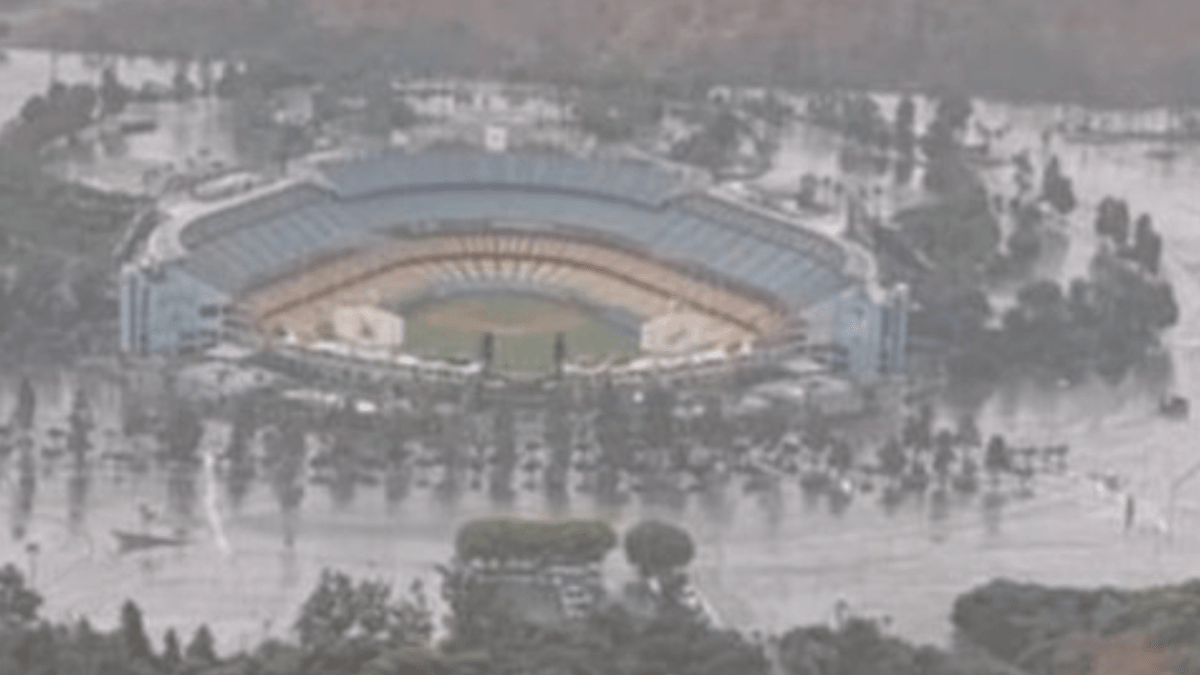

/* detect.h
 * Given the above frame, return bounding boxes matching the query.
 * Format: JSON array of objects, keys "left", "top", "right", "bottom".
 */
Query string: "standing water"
[{"left": 2, "top": 75, "right": 1200, "bottom": 648}]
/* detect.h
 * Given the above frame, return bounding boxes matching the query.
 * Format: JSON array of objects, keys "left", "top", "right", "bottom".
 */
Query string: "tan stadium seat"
[{"left": 241, "top": 229, "right": 785, "bottom": 348}]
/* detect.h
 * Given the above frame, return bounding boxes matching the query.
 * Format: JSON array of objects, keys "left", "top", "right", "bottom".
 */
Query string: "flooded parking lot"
[{"left": 3, "top": 50, "right": 1200, "bottom": 649}]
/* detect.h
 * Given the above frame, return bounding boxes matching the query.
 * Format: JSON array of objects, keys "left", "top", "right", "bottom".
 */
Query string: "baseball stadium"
[{"left": 119, "top": 144, "right": 908, "bottom": 385}]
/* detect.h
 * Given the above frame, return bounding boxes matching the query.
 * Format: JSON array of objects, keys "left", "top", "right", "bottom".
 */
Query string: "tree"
[
  {"left": 295, "top": 569, "right": 433, "bottom": 649},
  {"left": 1041, "top": 156, "right": 1076, "bottom": 214},
  {"left": 595, "top": 379, "right": 632, "bottom": 470},
  {"left": 1133, "top": 214, "right": 1163, "bottom": 274},
  {"left": 12, "top": 376, "right": 35, "bottom": 431},
  {"left": 226, "top": 398, "right": 257, "bottom": 509},
  {"left": 1095, "top": 197, "right": 1131, "bottom": 247},
  {"left": 226, "top": 396, "right": 256, "bottom": 463},
  {"left": 12, "top": 622, "right": 56, "bottom": 675},
  {"left": 389, "top": 97, "right": 419, "bottom": 130},
  {"left": 543, "top": 389, "right": 572, "bottom": 500},
  {"left": 273, "top": 123, "right": 310, "bottom": 172},
  {"left": 99, "top": 65, "right": 130, "bottom": 117},
  {"left": 172, "top": 60, "right": 196, "bottom": 101},
  {"left": 294, "top": 568, "right": 356, "bottom": 647},
  {"left": 47, "top": 80, "right": 67, "bottom": 106},
  {"left": 185, "top": 625, "right": 217, "bottom": 664},
  {"left": 933, "top": 431, "right": 956, "bottom": 479},
  {"left": 672, "top": 109, "right": 748, "bottom": 172},
  {"left": 934, "top": 92, "right": 973, "bottom": 135},
  {"left": 903, "top": 405, "right": 934, "bottom": 451},
  {"left": 642, "top": 385, "right": 676, "bottom": 450},
  {"left": 1007, "top": 205, "right": 1043, "bottom": 266},
  {"left": 954, "top": 414, "right": 981, "bottom": 448},
  {"left": 162, "top": 629, "right": 183, "bottom": 670},
  {"left": 984, "top": 436, "right": 1010, "bottom": 477},
  {"left": 1013, "top": 152, "right": 1034, "bottom": 196},
  {"left": 67, "top": 387, "right": 93, "bottom": 462},
  {"left": 921, "top": 93, "right": 971, "bottom": 166},
  {"left": 894, "top": 96, "right": 916, "bottom": 157},
  {"left": 829, "top": 439, "right": 854, "bottom": 474},
  {"left": 68, "top": 462, "right": 89, "bottom": 531},
  {"left": 624, "top": 519, "right": 696, "bottom": 578},
  {"left": 18, "top": 95, "right": 48, "bottom": 125},
  {"left": 0, "top": 563, "right": 42, "bottom": 626},
  {"left": 436, "top": 562, "right": 500, "bottom": 650},
  {"left": 120, "top": 600, "right": 154, "bottom": 662},
  {"left": 361, "top": 647, "right": 451, "bottom": 675},
  {"left": 780, "top": 616, "right": 987, "bottom": 675},
  {"left": 842, "top": 94, "right": 889, "bottom": 148},
  {"left": 878, "top": 437, "right": 907, "bottom": 477},
  {"left": 215, "top": 62, "right": 242, "bottom": 99},
  {"left": 266, "top": 419, "right": 307, "bottom": 514},
  {"left": 160, "top": 399, "right": 204, "bottom": 461}
]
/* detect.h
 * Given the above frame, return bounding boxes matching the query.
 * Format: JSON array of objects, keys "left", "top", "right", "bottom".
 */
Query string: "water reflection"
[
  {"left": 166, "top": 463, "right": 198, "bottom": 524},
  {"left": 1, "top": 362, "right": 1198, "bottom": 648},
  {"left": 12, "top": 445, "right": 36, "bottom": 541},
  {"left": 67, "top": 465, "right": 89, "bottom": 533},
  {"left": 758, "top": 476, "right": 784, "bottom": 532},
  {"left": 928, "top": 488, "right": 951, "bottom": 542},
  {"left": 264, "top": 423, "right": 306, "bottom": 518},
  {"left": 981, "top": 491, "right": 1006, "bottom": 536}
]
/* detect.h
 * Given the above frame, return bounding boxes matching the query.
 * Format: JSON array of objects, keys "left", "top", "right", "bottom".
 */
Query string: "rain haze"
[{"left": 1, "top": 2, "right": 1200, "bottom": 674}]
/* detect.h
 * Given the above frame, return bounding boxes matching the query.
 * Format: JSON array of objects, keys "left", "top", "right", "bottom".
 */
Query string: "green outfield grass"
[{"left": 401, "top": 293, "right": 641, "bottom": 374}]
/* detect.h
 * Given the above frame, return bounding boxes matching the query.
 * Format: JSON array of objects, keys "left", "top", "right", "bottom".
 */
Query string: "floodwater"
[
  {"left": 2, "top": 51, "right": 1200, "bottom": 650},
  {"left": 0, "top": 48, "right": 242, "bottom": 191}
]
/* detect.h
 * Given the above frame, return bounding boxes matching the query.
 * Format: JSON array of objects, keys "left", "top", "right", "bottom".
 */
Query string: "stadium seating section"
[
  {"left": 172, "top": 149, "right": 854, "bottom": 343},
  {"left": 241, "top": 230, "right": 782, "bottom": 345}
]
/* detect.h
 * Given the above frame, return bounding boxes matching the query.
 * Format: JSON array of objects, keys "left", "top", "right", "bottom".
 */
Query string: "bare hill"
[{"left": 11, "top": 0, "right": 1200, "bottom": 104}]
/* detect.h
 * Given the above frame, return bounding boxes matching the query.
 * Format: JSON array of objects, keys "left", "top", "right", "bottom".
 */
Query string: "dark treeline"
[
  {"left": 954, "top": 578, "right": 1200, "bottom": 675},
  {"left": 4, "top": 556, "right": 1197, "bottom": 675},
  {"left": 915, "top": 255, "right": 1177, "bottom": 387}
]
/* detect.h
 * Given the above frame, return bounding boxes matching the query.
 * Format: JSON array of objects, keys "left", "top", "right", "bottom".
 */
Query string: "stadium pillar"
[
  {"left": 553, "top": 332, "right": 567, "bottom": 378},
  {"left": 481, "top": 332, "right": 495, "bottom": 374}
]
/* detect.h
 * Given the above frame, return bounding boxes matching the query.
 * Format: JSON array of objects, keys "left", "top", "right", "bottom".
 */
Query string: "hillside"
[{"left": 9, "top": 0, "right": 1200, "bottom": 104}]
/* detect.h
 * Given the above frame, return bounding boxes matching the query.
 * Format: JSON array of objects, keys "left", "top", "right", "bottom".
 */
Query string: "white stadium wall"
[
  {"left": 121, "top": 263, "right": 230, "bottom": 355},
  {"left": 799, "top": 284, "right": 909, "bottom": 381}
]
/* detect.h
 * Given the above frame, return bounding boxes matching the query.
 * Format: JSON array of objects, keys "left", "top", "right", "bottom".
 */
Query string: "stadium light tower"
[
  {"left": 481, "top": 332, "right": 495, "bottom": 373},
  {"left": 554, "top": 332, "right": 567, "bottom": 378}
]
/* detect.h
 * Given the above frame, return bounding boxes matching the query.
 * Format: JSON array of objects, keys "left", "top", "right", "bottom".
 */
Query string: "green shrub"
[
  {"left": 454, "top": 517, "right": 617, "bottom": 565},
  {"left": 623, "top": 519, "right": 696, "bottom": 577}
]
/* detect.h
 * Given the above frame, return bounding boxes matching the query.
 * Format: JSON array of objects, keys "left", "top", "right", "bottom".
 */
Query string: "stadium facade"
[{"left": 119, "top": 147, "right": 907, "bottom": 382}]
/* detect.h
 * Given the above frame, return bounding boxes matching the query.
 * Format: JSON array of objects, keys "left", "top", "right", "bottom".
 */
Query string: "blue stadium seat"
[
  {"left": 176, "top": 157, "right": 853, "bottom": 319},
  {"left": 318, "top": 150, "right": 682, "bottom": 206}
]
